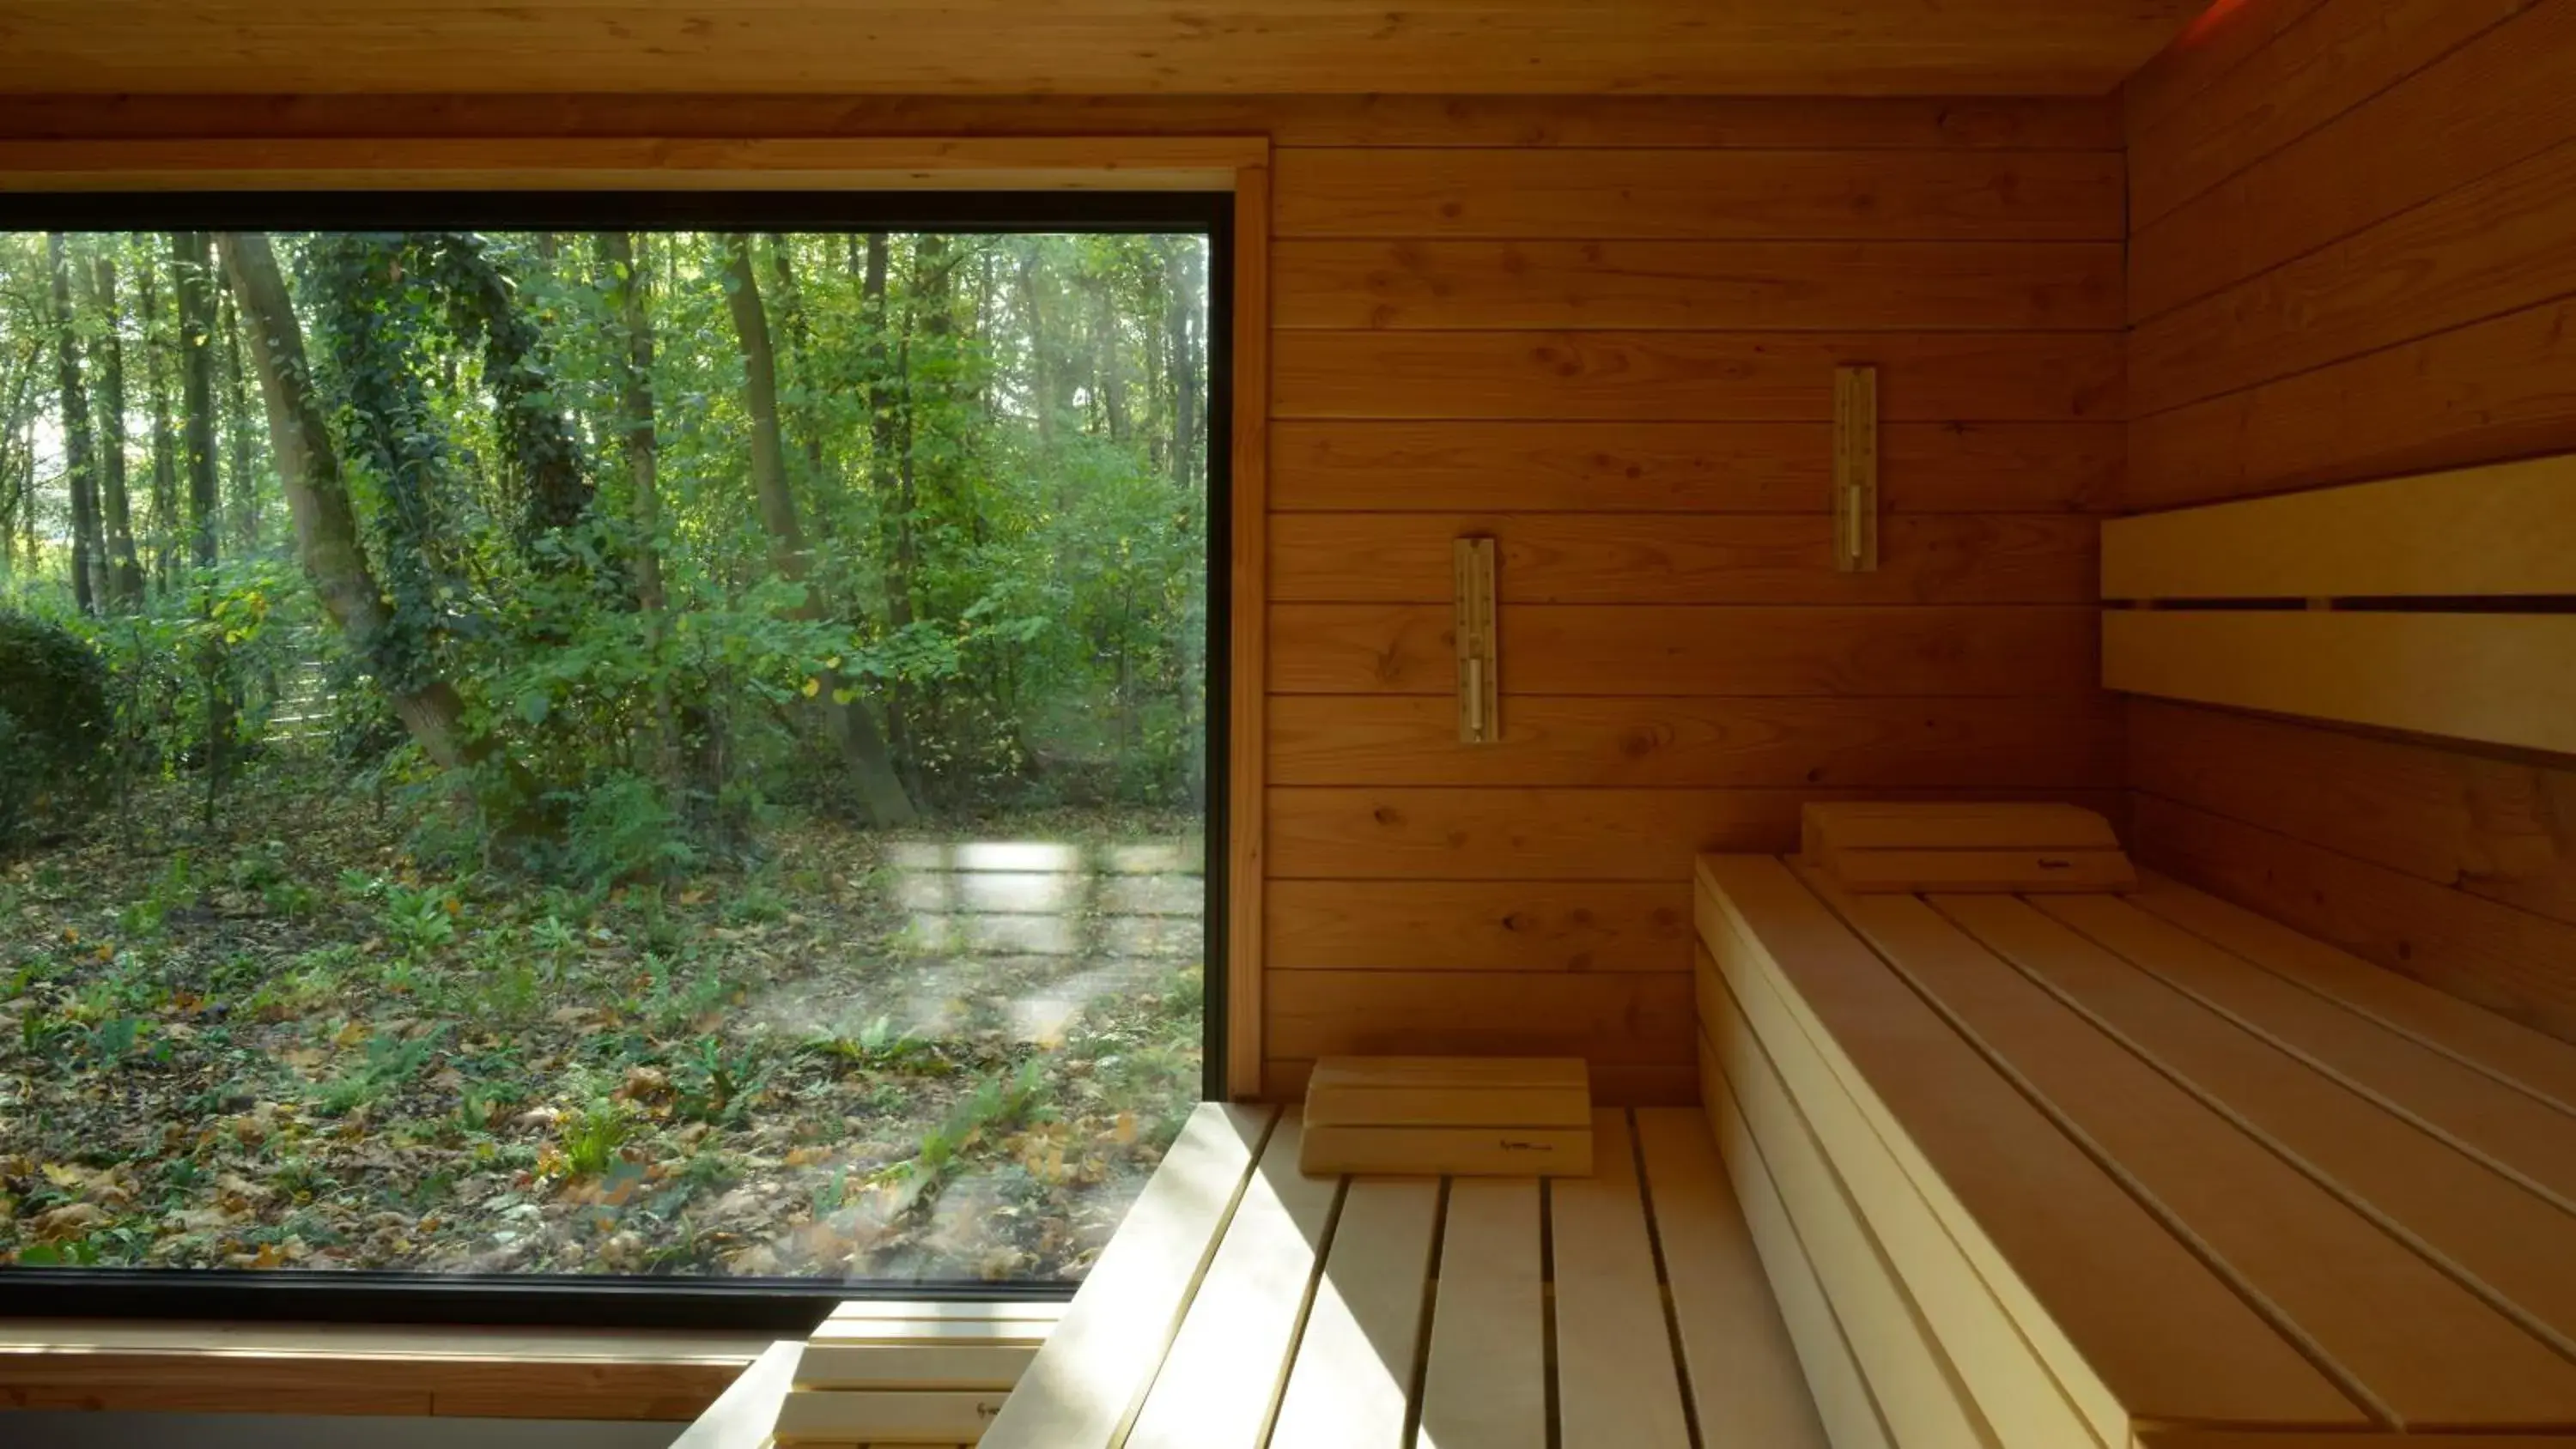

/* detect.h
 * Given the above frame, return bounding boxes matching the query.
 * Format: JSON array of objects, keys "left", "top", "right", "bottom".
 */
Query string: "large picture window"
[{"left": 0, "top": 195, "right": 1224, "bottom": 1324}]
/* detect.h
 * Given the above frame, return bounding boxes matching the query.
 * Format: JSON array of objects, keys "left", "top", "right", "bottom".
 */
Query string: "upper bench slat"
[{"left": 1695, "top": 854, "right": 2362, "bottom": 1433}]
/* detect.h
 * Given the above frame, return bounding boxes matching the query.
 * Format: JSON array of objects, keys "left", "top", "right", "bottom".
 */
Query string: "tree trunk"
[
  {"left": 598, "top": 231, "right": 680, "bottom": 791},
  {"left": 218, "top": 282, "right": 258, "bottom": 554},
  {"left": 764, "top": 234, "right": 829, "bottom": 495},
  {"left": 859, "top": 233, "right": 924, "bottom": 789},
  {"left": 140, "top": 247, "right": 181, "bottom": 594},
  {"left": 48, "top": 233, "right": 102, "bottom": 614},
  {"left": 217, "top": 231, "right": 470, "bottom": 772},
  {"left": 720, "top": 234, "right": 916, "bottom": 828},
  {"left": 88, "top": 253, "right": 145, "bottom": 607},
  {"left": 1165, "top": 239, "right": 1201, "bottom": 490},
  {"left": 175, "top": 232, "right": 234, "bottom": 811},
  {"left": 1091, "top": 270, "right": 1130, "bottom": 445}
]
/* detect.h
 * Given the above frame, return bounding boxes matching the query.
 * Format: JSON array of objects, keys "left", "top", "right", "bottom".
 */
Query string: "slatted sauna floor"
[
  {"left": 981, "top": 1101, "right": 1829, "bottom": 1449},
  {"left": 1695, "top": 853, "right": 2576, "bottom": 1449}
]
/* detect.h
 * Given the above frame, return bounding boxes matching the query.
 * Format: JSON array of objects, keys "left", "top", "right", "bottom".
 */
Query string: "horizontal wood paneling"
[
  {"left": 2131, "top": 130, "right": 2576, "bottom": 419},
  {"left": 1275, "top": 149, "right": 2125, "bottom": 239},
  {"left": 2125, "top": 0, "right": 2576, "bottom": 1046},
  {"left": 1267, "top": 971, "right": 1698, "bottom": 1076},
  {"left": 2129, "top": 701, "right": 2576, "bottom": 929},
  {"left": 2129, "top": 295, "right": 2576, "bottom": 509},
  {"left": 2129, "top": 1, "right": 2576, "bottom": 322},
  {"left": 2121, "top": 0, "right": 2334, "bottom": 140},
  {"left": 1270, "top": 604, "right": 2100, "bottom": 697},
  {"left": 1270, "top": 419, "right": 2120, "bottom": 514},
  {"left": 0, "top": 94, "right": 2128, "bottom": 150},
  {"left": 2130, "top": 796, "right": 2576, "bottom": 1046},
  {"left": 1264, "top": 1058, "right": 1698, "bottom": 1110},
  {"left": 1267, "top": 880, "right": 1690, "bottom": 973},
  {"left": 0, "top": 4, "right": 2205, "bottom": 100},
  {"left": 2126, "top": 0, "right": 2534, "bottom": 229},
  {"left": 1273, "top": 239, "right": 2122, "bottom": 331},
  {"left": 1268, "top": 786, "right": 2117, "bottom": 882},
  {"left": 1272, "top": 514, "right": 2094, "bottom": 604},
  {"left": 1269, "top": 695, "right": 2122, "bottom": 789},
  {"left": 1273, "top": 330, "right": 2123, "bottom": 421}
]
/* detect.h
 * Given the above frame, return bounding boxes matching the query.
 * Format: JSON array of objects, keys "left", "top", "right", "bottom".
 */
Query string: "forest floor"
[{"left": 0, "top": 767, "right": 1203, "bottom": 1284}]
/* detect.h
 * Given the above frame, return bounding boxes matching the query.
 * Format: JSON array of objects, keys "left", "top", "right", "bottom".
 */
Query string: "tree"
[
  {"left": 46, "top": 233, "right": 101, "bottom": 614},
  {"left": 138, "top": 245, "right": 181, "bottom": 592},
  {"left": 720, "top": 233, "right": 916, "bottom": 827},
  {"left": 598, "top": 230, "right": 678, "bottom": 787},
  {"left": 217, "top": 231, "right": 470, "bottom": 771},
  {"left": 88, "top": 252, "right": 145, "bottom": 606},
  {"left": 173, "top": 231, "right": 232, "bottom": 805}
]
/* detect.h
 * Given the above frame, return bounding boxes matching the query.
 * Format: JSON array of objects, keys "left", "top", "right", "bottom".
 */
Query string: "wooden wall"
[
  {"left": 0, "top": 94, "right": 2129, "bottom": 1102},
  {"left": 2123, "top": 0, "right": 2576, "bottom": 1042},
  {"left": 1257, "top": 99, "right": 2123, "bottom": 1102}
]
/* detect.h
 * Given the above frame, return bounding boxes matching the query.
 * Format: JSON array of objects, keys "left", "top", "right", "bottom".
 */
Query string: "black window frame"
[{"left": 0, "top": 189, "right": 1234, "bottom": 1331}]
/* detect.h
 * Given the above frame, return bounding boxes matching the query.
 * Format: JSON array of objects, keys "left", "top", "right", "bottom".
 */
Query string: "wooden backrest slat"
[
  {"left": 2103, "top": 453, "right": 2576, "bottom": 601},
  {"left": 2103, "top": 610, "right": 2576, "bottom": 757},
  {"left": 2099, "top": 450, "right": 2576, "bottom": 753}
]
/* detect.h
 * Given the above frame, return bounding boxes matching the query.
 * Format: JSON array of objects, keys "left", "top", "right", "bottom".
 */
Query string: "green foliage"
[
  {"left": 380, "top": 882, "right": 460, "bottom": 957},
  {"left": 557, "top": 1100, "right": 631, "bottom": 1177},
  {"left": 0, "top": 610, "right": 110, "bottom": 852}
]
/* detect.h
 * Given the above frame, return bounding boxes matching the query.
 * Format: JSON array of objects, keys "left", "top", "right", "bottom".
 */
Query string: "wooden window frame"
[{"left": 0, "top": 136, "right": 1269, "bottom": 1105}]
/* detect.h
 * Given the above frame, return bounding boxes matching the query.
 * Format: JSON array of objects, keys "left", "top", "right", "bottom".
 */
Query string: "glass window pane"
[{"left": 0, "top": 227, "right": 1211, "bottom": 1292}]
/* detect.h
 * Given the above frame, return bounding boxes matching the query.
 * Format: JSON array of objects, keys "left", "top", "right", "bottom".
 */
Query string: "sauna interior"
[{"left": 5, "top": 0, "right": 2576, "bottom": 1445}]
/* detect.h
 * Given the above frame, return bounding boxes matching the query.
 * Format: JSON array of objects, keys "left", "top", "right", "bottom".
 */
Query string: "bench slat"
[
  {"left": 978, "top": 1102, "right": 1276, "bottom": 1449},
  {"left": 1937, "top": 895, "right": 2576, "bottom": 1421},
  {"left": 2042, "top": 892, "right": 2576, "bottom": 1212},
  {"left": 1698, "top": 855, "right": 2354, "bottom": 1434},
  {"left": 2007, "top": 894, "right": 2576, "bottom": 1343},
  {"left": 1822, "top": 879, "right": 2576, "bottom": 1428},
  {"left": 1269, "top": 1177, "right": 1439, "bottom": 1449},
  {"left": 1697, "top": 1036, "right": 1895, "bottom": 1449},
  {"left": 1127, "top": 1112, "right": 1340, "bottom": 1449},
  {"left": 2126, "top": 872, "right": 2576, "bottom": 1118},
  {"left": 1704, "top": 937, "right": 2102, "bottom": 1449},
  {"left": 1635, "top": 1106, "right": 1832, "bottom": 1449},
  {"left": 1552, "top": 1108, "right": 1694, "bottom": 1449},
  {"left": 1704, "top": 968, "right": 1997, "bottom": 1449},
  {"left": 1418, "top": 1178, "right": 1546, "bottom": 1449}
]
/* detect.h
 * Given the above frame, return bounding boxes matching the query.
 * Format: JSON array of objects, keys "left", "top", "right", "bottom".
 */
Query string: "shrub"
[{"left": 0, "top": 611, "right": 109, "bottom": 853}]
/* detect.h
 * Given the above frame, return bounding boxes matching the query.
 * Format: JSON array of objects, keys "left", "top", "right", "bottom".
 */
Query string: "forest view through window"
[{"left": 0, "top": 215, "right": 1213, "bottom": 1294}]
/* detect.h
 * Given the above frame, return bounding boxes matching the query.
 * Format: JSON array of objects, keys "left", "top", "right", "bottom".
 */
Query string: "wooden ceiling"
[{"left": 0, "top": 2, "right": 2209, "bottom": 97}]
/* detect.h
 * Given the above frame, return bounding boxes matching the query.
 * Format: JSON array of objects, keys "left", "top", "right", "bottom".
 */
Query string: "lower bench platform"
[
  {"left": 985, "top": 1102, "right": 1830, "bottom": 1449},
  {"left": 1697, "top": 853, "right": 2576, "bottom": 1448}
]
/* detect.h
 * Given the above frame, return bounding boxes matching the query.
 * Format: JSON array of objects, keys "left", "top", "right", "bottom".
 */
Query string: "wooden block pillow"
[
  {"left": 1301, "top": 1057, "right": 1594, "bottom": 1177},
  {"left": 1801, "top": 802, "right": 2135, "bottom": 894}
]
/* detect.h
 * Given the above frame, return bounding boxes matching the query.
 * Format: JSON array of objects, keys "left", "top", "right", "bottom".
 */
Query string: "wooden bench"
[
  {"left": 981, "top": 1100, "right": 1830, "bottom": 1448},
  {"left": 1696, "top": 852, "right": 2576, "bottom": 1447}
]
